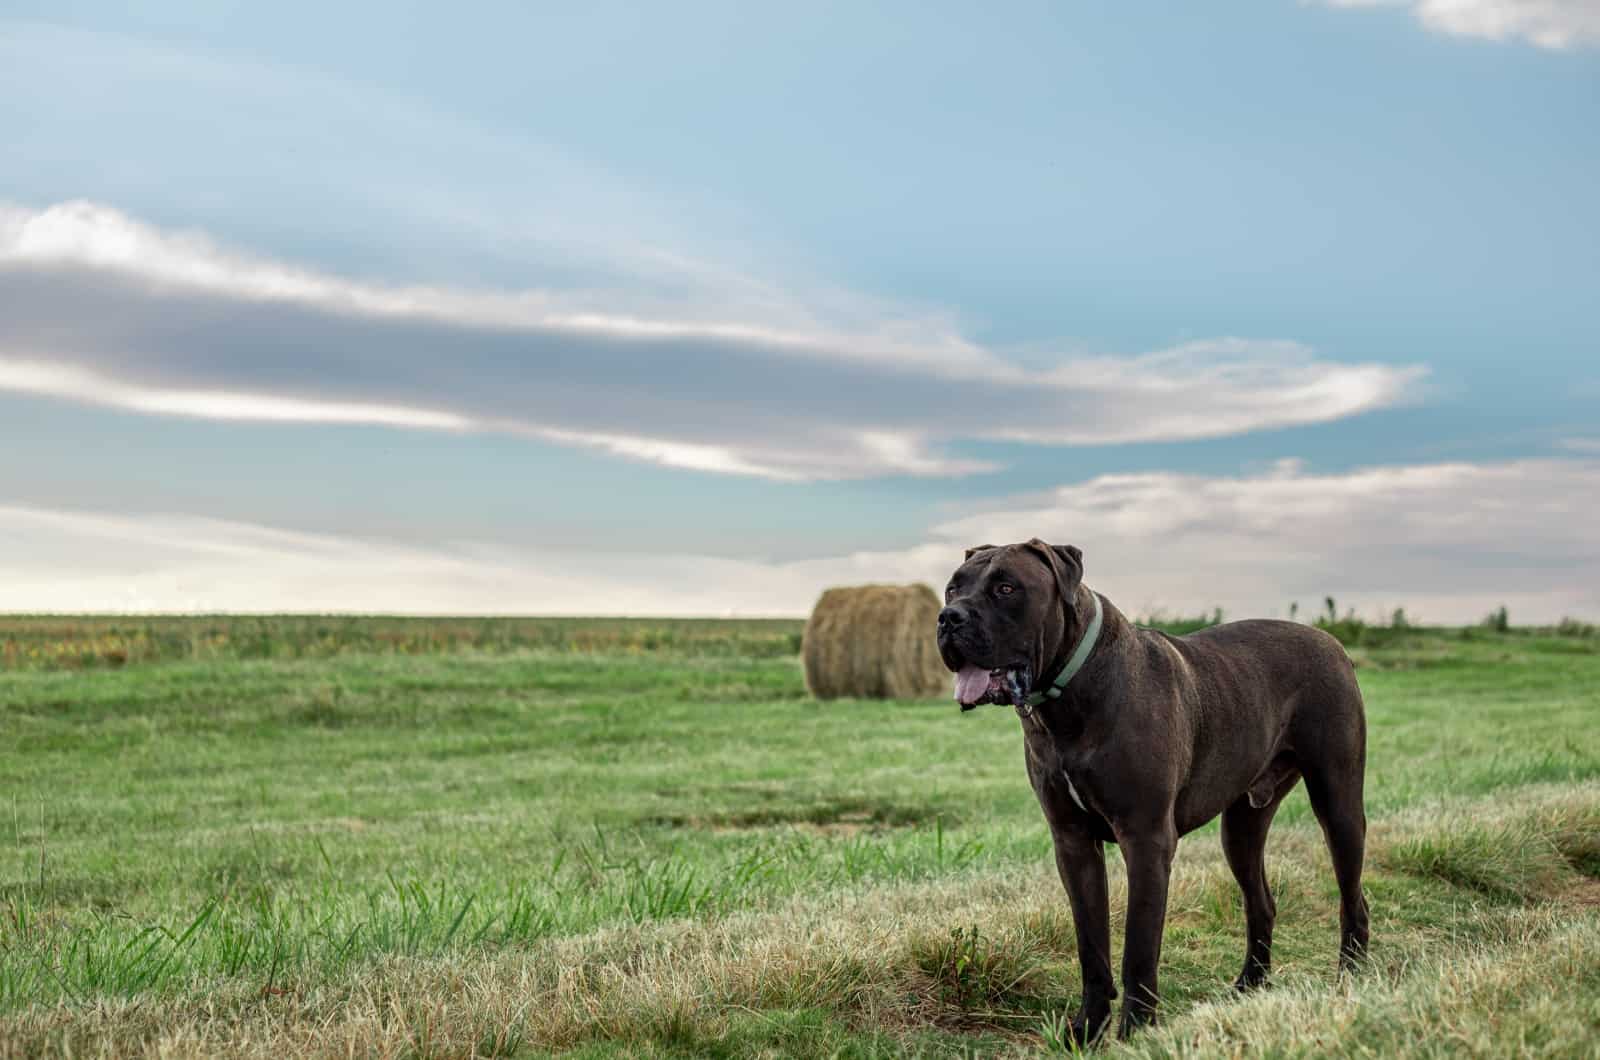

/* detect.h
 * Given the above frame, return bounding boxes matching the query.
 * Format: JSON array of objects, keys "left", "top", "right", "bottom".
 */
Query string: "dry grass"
[
  {"left": 1134, "top": 915, "right": 1600, "bottom": 1059},
  {"left": 4, "top": 785, "right": 1596, "bottom": 1058}
]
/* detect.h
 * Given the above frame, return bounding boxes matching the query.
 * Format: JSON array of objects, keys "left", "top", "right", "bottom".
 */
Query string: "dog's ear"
[
  {"left": 1057, "top": 544, "right": 1084, "bottom": 581},
  {"left": 964, "top": 544, "right": 1000, "bottom": 560},
  {"left": 1024, "top": 538, "right": 1084, "bottom": 601}
]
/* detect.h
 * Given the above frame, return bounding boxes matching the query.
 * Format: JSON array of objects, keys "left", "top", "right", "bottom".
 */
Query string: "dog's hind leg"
[
  {"left": 1300, "top": 722, "right": 1370, "bottom": 971},
  {"left": 1220, "top": 768, "right": 1298, "bottom": 991}
]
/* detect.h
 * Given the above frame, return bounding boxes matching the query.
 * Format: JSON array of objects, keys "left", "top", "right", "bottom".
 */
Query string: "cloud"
[
  {"left": 0, "top": 201, "right": 985, "bottom": 377},
  {"left": 0, "top": 504, "right": 947, "bottom": 617},
  {"left": 931, "top": 457, "right": 1600, "bottom": 623},
  {"left": 1319, "top": 0, "right": 1600, "bottom": 50},
  {"left": 0, "top": 358, "right": 472, "bottom": 431},
  {"left": 0, "top": 21, "right": 992, "bottom": 386},
  {"left": 5, "top": 458, "right": 1596, "bottom": 622},
  {"left": 0, "top": 201, "right": 1424, "bottom": 481}
]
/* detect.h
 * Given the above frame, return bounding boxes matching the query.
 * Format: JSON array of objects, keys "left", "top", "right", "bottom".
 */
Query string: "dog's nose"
[{"left": 937, "top": 605, "right": 966, "bottom": 632}]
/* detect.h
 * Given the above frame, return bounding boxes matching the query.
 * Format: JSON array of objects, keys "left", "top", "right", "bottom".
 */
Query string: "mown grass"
[{"left": 1, "top": 620, "right": 1597, "bottom": 1057}]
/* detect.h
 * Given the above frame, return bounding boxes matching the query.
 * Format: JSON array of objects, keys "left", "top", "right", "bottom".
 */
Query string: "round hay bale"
[{"left": 801, "top": 583, "right": 948, "bottom": 700}]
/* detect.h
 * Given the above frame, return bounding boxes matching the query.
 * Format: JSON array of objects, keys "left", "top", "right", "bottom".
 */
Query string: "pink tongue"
[{"left": 953, "top": 665, "right": 992, "bottom": 704}]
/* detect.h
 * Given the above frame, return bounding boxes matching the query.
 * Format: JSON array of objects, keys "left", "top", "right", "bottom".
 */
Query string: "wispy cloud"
[
  {"left": 0, "top": 201, "right": 1424, "bottom": 481},
  {"left": 0, "top": 503, "right": 947, "bottom": 616},
  {"left": 1318, "top": 0, "right": 1600, "bottom": 50},
  {"left": 0, "top": 358, "right": 471, "bottom": 431},
  {"left": 6, "top": 458, "right": 1596, "bottom": 621},
  {"left": 0, "top": 200, "right": 992, "bottom": 376}
]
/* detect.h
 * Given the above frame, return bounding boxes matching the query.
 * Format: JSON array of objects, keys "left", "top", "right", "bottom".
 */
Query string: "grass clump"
[
  {"left": 911, "top": 923, "right": 1048, "bottom": 1018},
  {"left": 1382, "top": 796, "right": 1600, "bottom": 902},
  {"left": 1386, "top": 827, "right": 1557, "bottom": 901}
]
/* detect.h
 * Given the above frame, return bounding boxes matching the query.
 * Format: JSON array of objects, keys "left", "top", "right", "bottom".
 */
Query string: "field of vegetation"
[{"left": 2, "top": 614, "right": 1598, "bottom": 1057}]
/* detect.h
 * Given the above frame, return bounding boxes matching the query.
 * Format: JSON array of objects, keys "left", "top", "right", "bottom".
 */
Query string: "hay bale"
[{"left": 802, "top": 583, "right": 948, "bottom": 700}]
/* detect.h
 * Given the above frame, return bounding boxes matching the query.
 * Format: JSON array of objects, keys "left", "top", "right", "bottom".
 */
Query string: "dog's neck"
[{"left": 1024, "top": 583, "right": 1108, "bottom": 713}]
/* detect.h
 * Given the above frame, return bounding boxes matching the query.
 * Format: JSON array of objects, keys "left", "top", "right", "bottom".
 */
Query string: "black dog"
[{"left": 938, "top": 539, "right": 1369, "bottom": 1043}]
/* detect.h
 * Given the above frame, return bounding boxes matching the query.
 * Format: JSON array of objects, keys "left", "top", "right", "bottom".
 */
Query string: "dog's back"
[{"left": 1134, "top": 618, "right": 1365, "bottom": 835}]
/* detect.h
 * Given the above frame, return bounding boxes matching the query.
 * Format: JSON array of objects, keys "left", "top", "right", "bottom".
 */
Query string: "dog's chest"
[
  {"left": 1022, "top": 715, "right": 1093, "bottom": 814},
  {"left": 1060, "top": 767, "right": 1087, "bottom": 811}
]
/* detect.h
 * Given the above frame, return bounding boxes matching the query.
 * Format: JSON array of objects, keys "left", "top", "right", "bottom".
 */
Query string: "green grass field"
[{"left": 2, "top": 617, "right": 1598, "bottom": 1057}]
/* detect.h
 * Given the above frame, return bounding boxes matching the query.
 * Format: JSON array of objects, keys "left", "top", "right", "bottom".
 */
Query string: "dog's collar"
[{"left": 1019, "top": 589, "right": 1103, "bottom": 716}]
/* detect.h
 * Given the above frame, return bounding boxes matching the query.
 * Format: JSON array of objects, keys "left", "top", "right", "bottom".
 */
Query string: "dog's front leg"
[
  {"left": 1115, "top": 825, "right": 1177, "bottom": 1037},
  {"left": 1048, "top": 826, "right": 1115, "bottom": 1045}
]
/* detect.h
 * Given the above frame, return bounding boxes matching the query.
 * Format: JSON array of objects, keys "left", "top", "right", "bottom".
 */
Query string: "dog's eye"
[
  {"left": 996, "top": 583, "right": 1015, "bottom": 596},
  {"left": 944, "top": 585, "right": 955, "bottom": 600}
]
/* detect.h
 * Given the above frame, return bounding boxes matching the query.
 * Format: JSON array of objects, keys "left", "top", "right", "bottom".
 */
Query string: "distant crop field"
[
  {"left": 0, "top": 615, "right": 805, "bottom": 671},
  {"left": 2, "top": 617, "right": 1598, "bottom": 1057}
]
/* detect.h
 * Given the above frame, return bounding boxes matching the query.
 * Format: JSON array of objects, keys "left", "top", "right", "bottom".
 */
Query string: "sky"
[{"left": 2, "top": 0, "right": 1597, "bottom": 621}]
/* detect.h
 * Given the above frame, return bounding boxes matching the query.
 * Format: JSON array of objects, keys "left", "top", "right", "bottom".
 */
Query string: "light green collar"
[{"left": 1021, "top": 590, "right": 1103, "bottom": 714}]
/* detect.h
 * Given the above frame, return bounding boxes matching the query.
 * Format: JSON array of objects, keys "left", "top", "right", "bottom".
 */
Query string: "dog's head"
[{"left": 938, "top": 538, "right": 1084, "bottom": 710}]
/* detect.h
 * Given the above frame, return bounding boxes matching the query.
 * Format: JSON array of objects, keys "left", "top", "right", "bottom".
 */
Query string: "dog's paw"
[
  {"left": 1232, "top": 967, "right": 1270, "bottom": 993},
  {"left": 1116, "top": 1000, "right": 1159, "bottom": 1039},
  {"left": 1068, "top": 1008, "right": 1112, "bottom": 1049}
]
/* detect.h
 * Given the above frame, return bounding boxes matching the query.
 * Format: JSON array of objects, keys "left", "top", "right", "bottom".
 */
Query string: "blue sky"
[{"left": 2, "top": 1, "right": 1597, "bottom": 619}]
